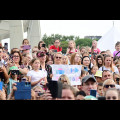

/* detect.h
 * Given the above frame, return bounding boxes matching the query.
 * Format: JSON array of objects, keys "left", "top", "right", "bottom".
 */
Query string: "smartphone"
[
  {"left": 42, "top": 44, "right": 46, "bottom": 48},
  {"left": 22, "top": 45, "right": 31, "bottom": 50},
  {"left": 47, "top": 81, "right": 62, "bottom": 98},
  {"left": 14, "top": 82, "right": 31, "bottom": 100},
  {"left": 4, "top": 43, "right": 8, "bottom": 50},
  {"left": 97, "top": 96, "right": 106, "bottom": 100},
  {"left": 90, "top": 89, "right": 97, "bottom": 97},
  {"left": 84, "top": 66, "right": 88, "bottom": 72},
  {"left": 38, "top": 92, "right": 44, "bottom": 96},
  {"left": 0, "top": 82, "right": 3, "bottom": 91}
]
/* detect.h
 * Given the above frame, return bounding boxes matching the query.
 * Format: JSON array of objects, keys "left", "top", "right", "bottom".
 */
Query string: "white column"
[
  {"left": 27, "top": 20, "right": 41, "bottom": 48},
  {"left": 9, "top": 20, "right": 24, "bottom": 50}
]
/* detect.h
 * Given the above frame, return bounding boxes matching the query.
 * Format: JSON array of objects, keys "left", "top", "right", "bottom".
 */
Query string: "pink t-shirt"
[
  {"left": 93, "top": 48, "right": 101, "bottom": 54},
  {"left": 113, "top": 51, "right": 120, "bottom": 57}
]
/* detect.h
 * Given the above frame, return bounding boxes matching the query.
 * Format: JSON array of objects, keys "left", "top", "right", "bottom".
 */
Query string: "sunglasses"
[
  {"left": 56, "top": 57, "right": 62, "bottom": 59},
  {"left": 104, "top": 84, "right": 115, "bottom": 88}
]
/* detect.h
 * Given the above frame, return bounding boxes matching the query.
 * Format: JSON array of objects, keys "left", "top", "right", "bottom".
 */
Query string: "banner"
[{"left": 50, "top": 65, "right": 82, "bottom": 85}]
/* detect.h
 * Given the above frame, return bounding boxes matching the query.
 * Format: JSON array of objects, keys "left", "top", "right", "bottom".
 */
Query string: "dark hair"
[
  {"left": 96, "top": 54, "right": 104, "bottom": 68},
  {"left": 22, "top": 39, "right": 29, "bottom": 45},
  {"left": 38, "top": 41, "right": 45, "bottom": 50},
  {"left": 10, "top": 48, "right": 20, "bottom": 54},
  {"left": 115, "top": 41, "right": 120, "bottom": 47},
  {"left": 0, "top": 47, "right": 3, "bottom": 50},
  {"left": 75, "top": 90, "right": 86, "bottom": 97},
  {"left": 98, "top": 82, "right": 103, "bottom": 86},
  {"left": 12, "top": 51, "right": 23, "bottom": 65},
  {"left": 81, "top": 56, "right": 91, "bottom": 69}
]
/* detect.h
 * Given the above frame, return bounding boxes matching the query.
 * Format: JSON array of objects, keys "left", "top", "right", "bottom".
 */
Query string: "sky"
[
  {"left": 40, "top": 20, "right": 120, "bottom": 38},
  {"left": 2, "top": 20, "right": 120, "bottom": 52}
]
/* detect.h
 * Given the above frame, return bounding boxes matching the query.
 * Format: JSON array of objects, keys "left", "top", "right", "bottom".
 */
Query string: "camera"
[
  {"left": 38, "top": 92, "right": 44, "bottom": 96},
  {"left": 92, "top": 53, "right": 97, "bottom": 59},
  {"left": 11, "top": 70, "right": 19, "bottom": 75},
  {"left": 42, "top": 44, "right": 46, "bottom": 48}
]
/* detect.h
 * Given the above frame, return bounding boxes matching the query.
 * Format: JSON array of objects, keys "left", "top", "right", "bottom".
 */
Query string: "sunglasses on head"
[{"left": 104, "top": 84, "right": 115, "bottom": 88}]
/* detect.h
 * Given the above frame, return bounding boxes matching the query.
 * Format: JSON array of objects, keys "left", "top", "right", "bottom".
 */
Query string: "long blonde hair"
[
  {"left": 68, "top": 40, "right": 76, "bottom": 50},
  {"left": 104, "top": 55, "right": 114, "bottom": 72}
]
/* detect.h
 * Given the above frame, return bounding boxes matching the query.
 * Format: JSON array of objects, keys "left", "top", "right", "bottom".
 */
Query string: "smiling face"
[
  {"left": 54, "top": 53, "right": 62, "bottom": 65},
  {"left": 12, "top": 53, "right": 20, "bottom": 64}
]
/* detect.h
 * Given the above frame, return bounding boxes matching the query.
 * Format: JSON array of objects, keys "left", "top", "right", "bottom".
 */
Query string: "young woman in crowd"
[
  {"left": 99, "top": 54, "right": 119, "bottom": 74},
  {"left": 37, "top": 51, "right": 53, "bottom": 83},
  {"left": 91, "top": 40, "right": 101, "bottom": 54},
  {"left": 81, "top": 56, "right": 92, "bottom": 74},
  {"left": 90, "top": 65, "right": 98, "bottom": 76},
  {"left": 46, "top": 55, "right": 54, "bottom": 65},
  {"left": 95, "top": 54, "right": 104, "bottom": 69},
  {"left": 70, "top": 53, "right": 81, "bottom": 65},
  {"left": 10, "top": 51, "right": 29, "bottom": 75},
  {"left": 38, "top": 41, "right": 48, "bottom": 53},
  {"left": 27, "top": 58, "right": 47, "bottom": 89},
  {"left": 66, "top": 40, "right": 78, "bottom": 54}
]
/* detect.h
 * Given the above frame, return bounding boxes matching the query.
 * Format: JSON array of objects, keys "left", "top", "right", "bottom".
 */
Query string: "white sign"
[{"left": 50, "top": 65, "right": 82, "bottom": 85}]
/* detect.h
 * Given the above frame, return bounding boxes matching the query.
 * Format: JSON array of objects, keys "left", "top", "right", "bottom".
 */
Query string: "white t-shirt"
[
  {"left": 27, "top": 70, "right": 47, "bottom": 87},
  {"left": 99, "top": 66, "right": 119, "bottom": 74}
]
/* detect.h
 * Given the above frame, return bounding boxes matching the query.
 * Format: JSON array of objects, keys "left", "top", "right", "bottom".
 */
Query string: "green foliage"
[{"left": 42, "top": 34, "right": 93, "bottom": 53}]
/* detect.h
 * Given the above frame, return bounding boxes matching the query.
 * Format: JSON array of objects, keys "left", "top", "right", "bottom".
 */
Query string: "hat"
[
  {"left": 82, "top": 75, "right": 97, "bottom": 84},
  {"left": 37, "top": 51, "right": 46, "bottom": 57},
  {"left": 94, "top": 70, "right": 103, "bottom": 78},
  {"left": 8, "top": 66, "right": 19, "bottom": 75}
]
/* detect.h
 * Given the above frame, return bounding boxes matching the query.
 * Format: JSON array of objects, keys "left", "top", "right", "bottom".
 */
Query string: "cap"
[
  {"left": 82, "top": 75, "right": 97, "bottom": 84},
  {"left": 8, "top": 66, "right": 19, "bottom": 75},
  {"left": 94, "top": 70, "right": 103, "bottom": 78}
]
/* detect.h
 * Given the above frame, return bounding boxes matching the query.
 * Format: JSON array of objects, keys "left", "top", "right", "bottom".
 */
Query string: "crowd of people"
[{"left": 0, "top": 38, "right": 120, "bottom": 100}]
